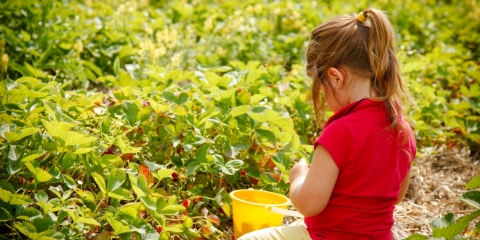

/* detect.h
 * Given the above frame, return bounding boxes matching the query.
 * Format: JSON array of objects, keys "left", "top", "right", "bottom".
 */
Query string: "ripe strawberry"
[
  {"left": 250, "top": 177, "right": 259, "bottom": 185},
  {"left": 155, "top": 225, "right": 163, "bottom": 233},
  {"left": 240, "top": 169, "right": 246, "bottom": 176},
  {"left": 171, "top": 171, "right": 178, "bottom": 181}
]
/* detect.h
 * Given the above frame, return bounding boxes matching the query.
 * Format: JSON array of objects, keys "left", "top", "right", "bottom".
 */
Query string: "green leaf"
[
  {"left": 162, "top": 92, "right": 177, "bottom": 103},
  {"left": 255, "top": 129, "right": 277, "bottom": 143},
  {"left": 460, "top": 191, "right": 480, "bottom": 209},
  {"left": 107, "top": 188, "right": 133, "bottom": 200},
  {"left": 140, "top": 196, "right": 157, "bottom": 211},
  {"left": 156, "top": 196, "right": 167, "bottom": 212},
  {"left": 195, "top": 143, "right": 210, "bottom": 163},
  {"left": 4, "top": 128, "right": 39, "bottom": 142},
  {"left": 432, "top": 210, "right": 480, "bottom": 238},
  {"left": 228, "top": 105, "right": 251, "bottom": 117},
  {"left": 76, "top": 217, "right": 100, "bottom": 226},
  {"left": 42, "top": 120, "right": 68, "bottom": 141},
  {"left": 7, "top": 145, "right": 25, "bottom": 161},
  {"left": 159, "top": 205, "right": 185, "bottom": 215},
  {"left": 20, "top": 150, "right": 46, "bottom": 163},
  {"left": 25, "top": 162, "right": 52, "bottom": 183},
  {"left": 74, "top": 148, "right": 92, "bottom": 154},
  {"left": 0, "top": 207, "right": 12, "bottom": 222},
  {"left": 64, "top": 131, "right": 97, "bottom": 146},
  {"left": 92, "top": 172, "right": 107, "bottom": 194},
  {"left": 186, "top": 161, "right": 202, "bottom": 176},
  {"left": 135, "top": 175, "right": 148, "bottom": 197},
  {"left": 153, "top": 213, "right": 166, "bottom": 227},
  {"left": 7, "top": 160, "right": 22, "bottom": 175},
  {"left": 156, "top": 169, "right": 175, "bottom": 181},
  {"left": 15, "top": 207, "right": 41, "bottom": 221},
  {"left": 466, "top": 175, "right": 480, "bottom": 190},
  {"left": 177, "top": 93, "right": 189, "bottom": 105},
  {"left": 123, "top": 101, "right": 139, "bottom": 126},
  {"left": 404, "top": 233, "right": 429, "bottom": 240},
  {"left": 106, "top": 213, "right": 131, "bottom": 234},
  {"left": 60, "top": 151, "right": 75, "bottom": 170},
  {"left": 144, "top": 160, "right": 163, "bottom": 171},
  {"left": 107, "top": 169, "right": 126, "bottom": 192},
  {"left": 0, "top": 124, "right": 16, "bottom": 139},
  {"left": 6, "top": 79, "right": 18, "bottom": 91}
]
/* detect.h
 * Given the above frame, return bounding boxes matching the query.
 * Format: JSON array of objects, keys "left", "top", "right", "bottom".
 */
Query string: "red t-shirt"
[{"left": 305, "top": 99, "right": 416, "bottom": 240}]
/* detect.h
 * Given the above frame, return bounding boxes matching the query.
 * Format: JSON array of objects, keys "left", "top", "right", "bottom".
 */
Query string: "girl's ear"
[{"left": 326, "top": 67, "right": 345, "bottom": 88}]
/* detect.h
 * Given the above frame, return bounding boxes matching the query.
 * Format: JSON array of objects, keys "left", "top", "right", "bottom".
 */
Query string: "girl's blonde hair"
[{"left": 306, "top": 9, "right": 410, "bottom": 132}]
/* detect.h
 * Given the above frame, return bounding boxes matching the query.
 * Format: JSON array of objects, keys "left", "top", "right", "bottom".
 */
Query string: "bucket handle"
[{"left": 265, "top": 205, "right": 304, "bottom": 218}]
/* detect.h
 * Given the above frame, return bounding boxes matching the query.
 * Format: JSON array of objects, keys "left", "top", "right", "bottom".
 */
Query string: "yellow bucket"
[{"left": 230, "top": 189, "right": 290, "bottom": 239}]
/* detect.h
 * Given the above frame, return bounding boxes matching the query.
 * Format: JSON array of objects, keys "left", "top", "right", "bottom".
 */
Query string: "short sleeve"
[{"left": 313, "top": 122, "right": 351, "bottom": 169}]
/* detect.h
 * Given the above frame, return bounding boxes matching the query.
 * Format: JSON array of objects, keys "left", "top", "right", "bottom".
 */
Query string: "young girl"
[{"left": 238, "top": 8, "right": 416, "bottom": 240}]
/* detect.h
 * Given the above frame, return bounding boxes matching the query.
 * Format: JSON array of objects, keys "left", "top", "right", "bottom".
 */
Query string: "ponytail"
[{"left": 360, "top": 9, "right": 411, "bottom": 132}]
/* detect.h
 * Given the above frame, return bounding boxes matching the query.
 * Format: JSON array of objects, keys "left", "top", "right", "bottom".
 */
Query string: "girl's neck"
[{"left": 346, "top": 76, "right": 377, "bottom": 104}]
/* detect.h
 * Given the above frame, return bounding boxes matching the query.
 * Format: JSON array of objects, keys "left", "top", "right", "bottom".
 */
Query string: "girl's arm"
[
  {"left": 289, "top": 145, "right": 339, "bottom": 217},
  {"left": 394, "top": 170, "right": 410, "bottom": 205}
]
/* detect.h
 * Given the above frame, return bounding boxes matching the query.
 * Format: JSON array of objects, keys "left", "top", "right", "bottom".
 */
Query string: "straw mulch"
[{"left": 394, "top": 146, "right": 480, "bottom": 237}]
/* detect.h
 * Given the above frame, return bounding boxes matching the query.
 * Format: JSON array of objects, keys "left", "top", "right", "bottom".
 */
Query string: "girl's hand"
[{"left": 289, "top": 158, "right": 310, "bottom": 184}]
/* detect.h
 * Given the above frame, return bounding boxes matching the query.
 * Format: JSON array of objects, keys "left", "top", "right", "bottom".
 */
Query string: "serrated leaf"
[
  {"left": 183, "top": 217, "right": 194, "bottom": 228},
  {"left": 4, "top": 128, "right": 39, "bottom": 142},
  {"left": 404, "top": 233, "right": 429, "bottom": 240},
  {"left": 75, "top": 189, "right": 95, "bottom": 202},
  {"left": 42, "top": 120, "right": 68, "bottom": 140},
  {"left": 25, "top": 163, "right": 52, "bottom": 183},
  {"left": 165, "top": 226, "right": 183, "bottom": 234},
  {"left": 153, "top": 213, "right": 166, "bottom": 227},
  {"left": 140, "top": 196, "right": 157, "bottom": 211},
  {"left": 7, "top": 160, "right": 22, "bottom": 175},
  {"left": 92, "top": 172, "right": 107, "bottom": 194},
  {"left": 177, "top": 93, "right": 189, "bottom": 105},
  {"left": 0, "top": 124, "right": 16, "bottom": 139},
  {"left": 0, "top": 207, "right": 12, "bottom": 222},
  {"left": 432, "top": 210, "right": 480, "bottom": 239},
  {"left": 20, "top": 150, "right": 45, "bottom": 163},
  {"left": 255, "top": 129, "right": 277, "bottom": 143},
  {"left": 64, "top": 131, "right": 97, "bottom": 146},
  {"left": 123, "top": 101, "right": 139, "bottom": 126},
  {"left": 195, "top": 143, "right": 210, "bottom": 163},
  {"left": 197, "top": 108, "right": 219, "bottom": 126},
  {"left": 186, "top": 161, "right": 202, "bottom": 176},
  {"left": 74, "top": 148, "right": 92, "bottom": 154},
  {"left": 220, "top": 203, "right": 231, "bottom": 218},
  {"left": 156, "top": 169, "right": 175, "bottom": 181},
  {"left": 107, "top": 188, "right": 133, "bottom": 200},
  {"left": 156, "top": 196, "right": 167, "bottom": 211},
  {"left": 228, "top": 105, "right": 251, "bottom": 117},
  {"left": 10, "top": 195, "right": 31, "bottom": 205},
  {"left": 106, "top": 213, "right": 131, "bottom": 234},
  {"left": 461, "top": 191, "right": 480, "bottom": 209},
  {"left": 15, "top": 207, "right": 41, "bottom": 221},
  {"left": 7, "top": 145, "right": 25, "bottom": 161},
  {"left": 107, "top": 169, "right": 126, "bottom": 192},
  {"left": 76, "top": 217, "right": 100, "bottom": 226},
  {"left": 466, "top": 175, "right": 480, "bottom": 190},
  {"left": 159, "top": 205, "right": 185, "bottom": 215}
]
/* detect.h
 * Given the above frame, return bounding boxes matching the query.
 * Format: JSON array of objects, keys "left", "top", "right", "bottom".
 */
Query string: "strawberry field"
[{"left": 0, "top": 0, "right": 480, "bottom": 239}]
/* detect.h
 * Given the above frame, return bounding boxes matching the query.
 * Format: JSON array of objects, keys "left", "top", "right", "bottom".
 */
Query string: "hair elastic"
[{"left": 357, "top": 12, "right": 367, "bottom": 23}]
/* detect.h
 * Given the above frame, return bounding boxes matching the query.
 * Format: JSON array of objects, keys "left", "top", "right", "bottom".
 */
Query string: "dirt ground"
[{"left": 224, "top": 146, "right": 480, "bottom": 239}]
